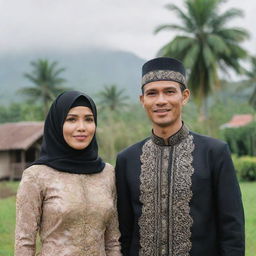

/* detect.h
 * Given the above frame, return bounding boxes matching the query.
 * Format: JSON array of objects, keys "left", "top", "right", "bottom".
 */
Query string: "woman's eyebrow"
[{"left": 66, "top": 113, "right": 94, "bottom": 116}]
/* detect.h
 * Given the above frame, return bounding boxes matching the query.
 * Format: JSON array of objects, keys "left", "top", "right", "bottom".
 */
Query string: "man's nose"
[{"left": 156, "top": 93, "right": 168, "bottom": 105}]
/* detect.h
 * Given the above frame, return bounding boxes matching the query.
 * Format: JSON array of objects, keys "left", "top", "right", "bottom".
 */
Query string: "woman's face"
[{"left": 63, "top": 106, "right": 96, "bottom": 150}]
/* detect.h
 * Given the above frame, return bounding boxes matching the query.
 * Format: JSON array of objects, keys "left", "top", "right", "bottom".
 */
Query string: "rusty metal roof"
[
  {"left": 0, "top": 122, "right": 44, "bottom": 151},
  {"left": 220, "top": 114, "right": 254, "bottom": 129}
]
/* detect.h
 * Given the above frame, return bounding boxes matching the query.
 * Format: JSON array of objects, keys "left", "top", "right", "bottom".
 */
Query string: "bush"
[
  {"left": 97, "top": 106, "right": 151, "bottom": 164},
  {"left": 232, "top": 155, "right": 256, "bottom": 181},
  {"left": 223, "top": 122, "right": 256, "bottom": 156}
]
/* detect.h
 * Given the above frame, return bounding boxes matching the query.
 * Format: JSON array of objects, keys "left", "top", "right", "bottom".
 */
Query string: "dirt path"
[{"left": 0, "top": 186, "right": 16, "bottom": 199}]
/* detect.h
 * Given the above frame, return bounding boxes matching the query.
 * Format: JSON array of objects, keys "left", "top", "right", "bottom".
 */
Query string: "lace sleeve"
[
  {"left": 15, "top": 169, "right": 43, "bottom": 256},
  {"left": 104, "top": 167, "right": 122, "bottom": 256}
]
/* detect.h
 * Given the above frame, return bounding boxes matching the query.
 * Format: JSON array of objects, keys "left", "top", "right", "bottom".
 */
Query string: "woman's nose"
[{"left": 77, "top": 120, "right": 86, "bottom": 131}]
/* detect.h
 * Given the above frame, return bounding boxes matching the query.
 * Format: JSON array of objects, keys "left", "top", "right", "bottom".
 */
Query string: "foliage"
[
  {"left": 232, "top": 155, "right": 256, "bottom": 181},
  {"left": 182, "top": 92, "right": 254, "bottom": 139},
  {"left": 155, "top": 0, "right": 249, "bottom": 119},
  {"left": 97, "top": 104, "right": 151, "bottom": 164},
  {"left": 96, "top": 84, "right": 129, "bottom": 111},
  {"left": 19, "top": 59, "right": 68, "bottom": 117},
  {"left": 223, "top": 122, "right": 256, "bottom": 156},
  {"left": 0, "top": 103, "right": 44, "bottom": 124},
  {"left": 244, "top": 56, "right": 256, "bottom": 109}
]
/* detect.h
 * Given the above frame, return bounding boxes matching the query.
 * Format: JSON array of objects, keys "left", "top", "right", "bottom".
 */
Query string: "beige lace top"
[{"left": 15, "top": 164, "right": 121, "bottom": 256}]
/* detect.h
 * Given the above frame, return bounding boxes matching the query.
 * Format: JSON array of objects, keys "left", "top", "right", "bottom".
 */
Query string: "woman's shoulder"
[
  {"left": 97, "top": 163, "right": 115, "bottom": 180},
  {"left": 104, "top": 162, "right": 114, "bottom": 171},
  {"left": 102, "top": 163, "right": 115, "bottom": 175},
  {"left": 22, "top": 164, "right": 57, "bottom": 180}
]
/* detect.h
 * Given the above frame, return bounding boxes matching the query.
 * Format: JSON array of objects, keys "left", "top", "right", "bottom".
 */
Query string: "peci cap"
[{"left": 142, "top": 57, "right": 186, "bottom": 88}]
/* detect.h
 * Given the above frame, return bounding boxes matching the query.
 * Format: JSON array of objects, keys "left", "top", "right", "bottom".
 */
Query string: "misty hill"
[{"left": 0, "top": 48, "right": 146, "bottom": 105}]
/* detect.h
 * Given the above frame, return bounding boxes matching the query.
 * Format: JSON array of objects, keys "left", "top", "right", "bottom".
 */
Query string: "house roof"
[
  {"left": 220, "top": 114, "right": 254, "bottom": 129},
  {"left": 0, "top": 122, "right": 44, "bottom": 151}
]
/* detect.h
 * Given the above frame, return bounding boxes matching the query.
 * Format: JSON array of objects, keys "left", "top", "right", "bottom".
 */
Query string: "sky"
[{"left": 1, "top": 0, "right": 256, "bottom": 59}]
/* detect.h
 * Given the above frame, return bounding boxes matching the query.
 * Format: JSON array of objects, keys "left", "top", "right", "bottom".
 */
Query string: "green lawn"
[
  {"left": 0, "top": 182, "right": 19, "bottom": 256},
  {"left": 0, "top": 181, "right": 255, "bottom": 255},
  {"left": 241, "top": 182, "right": 256, "bottom": 255}
]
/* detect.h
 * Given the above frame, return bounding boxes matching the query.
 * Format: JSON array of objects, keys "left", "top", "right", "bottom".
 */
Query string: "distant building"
[
  {"left": 220, "top": 114, "right": 254, "bottom": 129},
  {"left": 0, "top": 122, "right": 44, "bottom": 180}
]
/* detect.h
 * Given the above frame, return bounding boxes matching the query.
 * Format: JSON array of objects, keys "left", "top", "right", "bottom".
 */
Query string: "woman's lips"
[{"left": 73, "top": 135, "right": 87, "bottom": 141}]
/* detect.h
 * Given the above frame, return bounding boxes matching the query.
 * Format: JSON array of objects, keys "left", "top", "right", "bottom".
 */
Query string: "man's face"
[{"left": 140, "top": 80, "right": 190, "bottom": 129}]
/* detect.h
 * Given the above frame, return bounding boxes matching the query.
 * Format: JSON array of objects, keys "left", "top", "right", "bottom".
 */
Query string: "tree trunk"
[{"left": 198, "top": 97, "right": 208, "bottom": 121}]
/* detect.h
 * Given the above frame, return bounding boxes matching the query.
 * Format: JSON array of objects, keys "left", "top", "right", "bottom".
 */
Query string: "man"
[{"left": 115, "top": 57, "right": 245, "bottom": 256}]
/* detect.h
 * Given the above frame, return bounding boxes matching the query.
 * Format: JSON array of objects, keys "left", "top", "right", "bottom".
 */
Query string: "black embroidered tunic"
[{"left": 115, "top": 125, "right": 245, "bottom": 256}]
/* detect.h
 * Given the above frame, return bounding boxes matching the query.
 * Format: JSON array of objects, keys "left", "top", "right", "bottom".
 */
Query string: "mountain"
[{"left": 0, "top": 48, "right": 146, "bottom": 105}]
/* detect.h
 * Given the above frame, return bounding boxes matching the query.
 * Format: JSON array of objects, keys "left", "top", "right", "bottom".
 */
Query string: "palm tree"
[
  {"left": 97, "top": 84, "right": 129, "bottom": 111},
  {"left": 20, "top": 59, "right": 68, "bottom": 116},
  {"left": 233, "top": 56, "right": 256, "bottom": 110},
  {"left": 155, "top": 0, "right": 249, "bottom": 119},
  {"left": 246, "top": 57, "right": 256, "bottom": 110}
]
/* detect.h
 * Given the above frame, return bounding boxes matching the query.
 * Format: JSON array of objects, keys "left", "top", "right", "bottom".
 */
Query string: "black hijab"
[{"left": 33, "top": 91, "right": 105, "bottom": 174}]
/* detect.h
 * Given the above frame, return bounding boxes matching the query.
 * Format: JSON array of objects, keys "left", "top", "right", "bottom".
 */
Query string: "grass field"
[
  {"left": 0, "top": 181, "right": 255, "bottom": 255},
  {"left": 241, "top": 182, "right": 256, "bottom": 255},
  {"left": 0, "top": 182, "right": 19, "bottom": 256}
]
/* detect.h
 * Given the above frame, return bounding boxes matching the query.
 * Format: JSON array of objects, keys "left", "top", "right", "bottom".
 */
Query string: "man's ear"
[{"left": 182, "top": 89, "right": 190, "bottom": 105}]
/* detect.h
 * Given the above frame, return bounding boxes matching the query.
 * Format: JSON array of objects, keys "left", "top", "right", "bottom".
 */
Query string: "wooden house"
[{"left": 0, "top": 122, "right": 44, "bottom": 180}]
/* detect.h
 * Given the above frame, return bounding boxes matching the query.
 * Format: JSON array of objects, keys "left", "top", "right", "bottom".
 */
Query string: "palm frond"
[
  {"left": 20, "top": 59, "right": 68, "bottom": 116},
  {"left": 155, "top": 0, "right": 249, "bottom": 108},
  {"left": 216, "top": 28, "right": 249, "bottom": 42},
  {"left": 207, "top": 34, "right": 230, "bottom": 55},
  {"left": 210, "top": 8, "right": 244, "bottom": 29},
  {"left": 154, "top": 24, "right": 189, "bottom": 34},
  {"left": 165, "top": 3, "right": 195, "bottom": 31}
]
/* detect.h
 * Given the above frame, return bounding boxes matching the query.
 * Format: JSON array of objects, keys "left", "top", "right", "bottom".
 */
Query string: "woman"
[{"left": 15, "top": 91, "right": 121, "bottom": 256}]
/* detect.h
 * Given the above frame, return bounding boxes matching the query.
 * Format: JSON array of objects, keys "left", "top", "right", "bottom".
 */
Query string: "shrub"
[
  {"left": 223, "top": 122, "right": 256, "bottom": 156},
  {"left": 232, "top": 155, "right": 256, "bottom": 181},
  {"left": 97, "top": 107, "right": 151, "bottom": 164}
]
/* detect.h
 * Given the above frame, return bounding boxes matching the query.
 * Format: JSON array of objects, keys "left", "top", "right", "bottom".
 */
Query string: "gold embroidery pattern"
[
  {"left": 142, "top": 70, "right": 186, "bottom": 87},
  {"left": 139, "top": 140, "right": 159, "bottom": 256},
  {"left": 151, "top": 125, "right": 189, "bottom": 146},
  {"left": 159, "top": 147, "right": 170, "bottom": 255},
  {"left": 171, "top": 134, "right": 194, "bottom": 255},
  {"left": 139, "top": 134, "right": 194, "bottom": 256}
]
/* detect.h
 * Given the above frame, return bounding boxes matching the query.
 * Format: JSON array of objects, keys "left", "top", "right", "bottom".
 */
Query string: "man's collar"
[{"left": 151, "top": 123, "right": 189, "bottom": 146}]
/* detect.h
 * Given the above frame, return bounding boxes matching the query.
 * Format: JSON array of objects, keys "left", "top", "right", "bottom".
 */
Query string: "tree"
[
  {"left": 246, "top": 56, "right": 256, "bottom": 109},
  {"left": 155, "top": 0, "right": 249, "bottom": 119},
  {"left": 97, "top": 84, "right": 129, "bottom": 111},
  {"left": 20, "top": 59, "right": 68, "bottom": 116}
]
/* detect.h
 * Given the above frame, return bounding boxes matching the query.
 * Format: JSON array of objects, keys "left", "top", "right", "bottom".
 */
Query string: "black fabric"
[
  {"left": 33, "top": 91, "right": 105, "bottom": 174},
  {"left": 115, "top": 132, "right": 245, "bottom": 256},
  {"left": 142, "top": 57, "right": 186, "bottom": 78},
  {"left": 71, "top": 95, "right": 92, "bottom": 110}
]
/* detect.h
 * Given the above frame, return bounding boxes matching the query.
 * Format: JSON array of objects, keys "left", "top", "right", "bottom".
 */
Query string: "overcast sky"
[{"left": 1, "top": 0, "right": 255, "bottom": 59}]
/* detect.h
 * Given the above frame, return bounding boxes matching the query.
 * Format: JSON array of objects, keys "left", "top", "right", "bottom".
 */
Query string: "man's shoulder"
[
  {"left": 117, "top": 137, "right": 150, "bottom": 159},
  {"left": 190, "top": 131, "right": 227, "bottom": 150}
]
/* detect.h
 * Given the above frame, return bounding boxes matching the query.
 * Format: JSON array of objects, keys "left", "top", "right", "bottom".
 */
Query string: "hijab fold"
[{"left": 33, "top": 91, "right": 105, "bottom": 174}]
